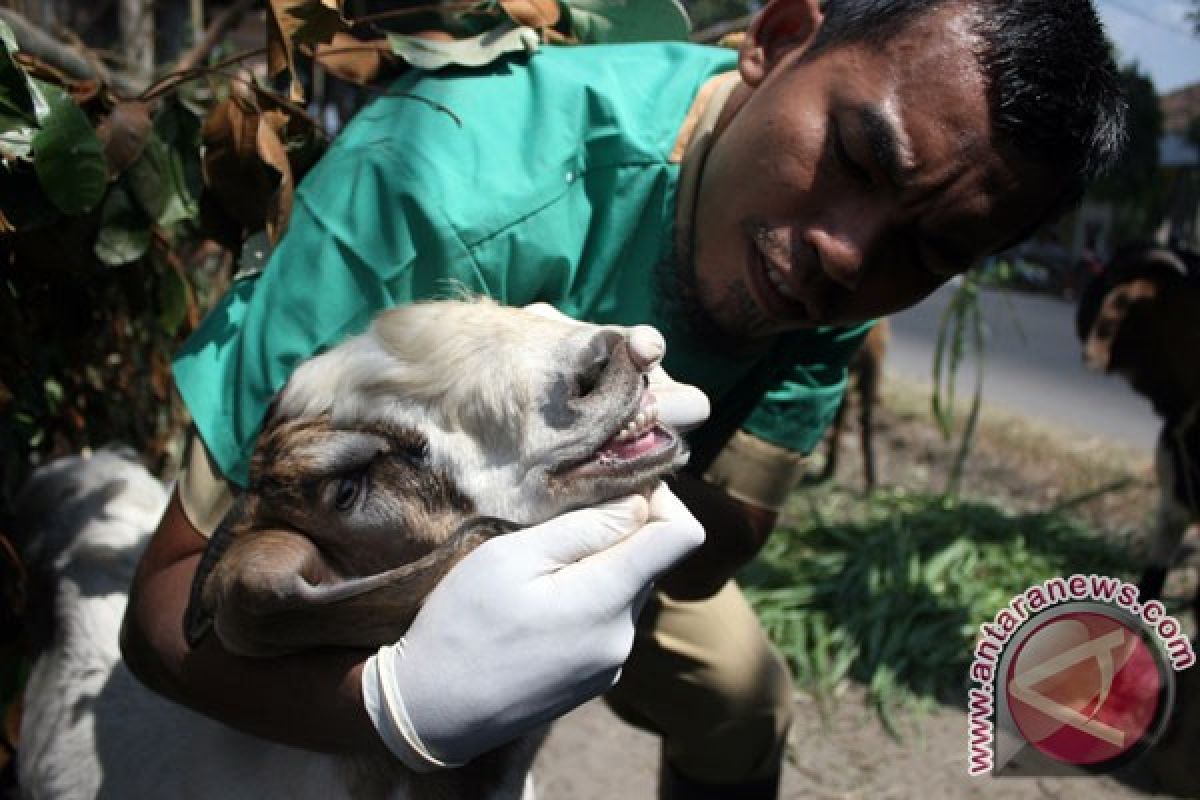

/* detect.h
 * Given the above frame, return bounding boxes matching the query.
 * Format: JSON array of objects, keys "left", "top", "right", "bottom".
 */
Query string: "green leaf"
[
  {"left": 560, "top": 0, "right": 690, "bottom": 43},
  {"left": 0, "top": 159, "right": 58, "bottom": 230},
  {"left": 31, "top": 83, "right": 107, "bottom": 215},
  {"left": 0, "top": 19, "right": 35, "bottom": 124},
  {"left": 94, "top": 183, "right": 152, "bottom": 266},
  {"left": 158, "top": 263, "right": 188, "bottom": 334},
  {"left": 0, "top": 19, "right": 17, "bottom": 52},
  {"left": 124, "top": 138, "right": 168, "bottom": 221},
  {"left": 122, "top": 101, "right": 203, "bottom": 227},
  {"left": 42, "top": 378, "right": 63, "bottom": 412},
  {"left": 153, "top": 99, "right": 203, "bottom": 200},
  {"left": 125, "top": 135, "right": 198, "bottom": 227}
]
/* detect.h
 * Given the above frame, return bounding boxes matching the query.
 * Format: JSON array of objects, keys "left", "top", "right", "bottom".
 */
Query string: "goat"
[
  {"left": 812, "top": 320, "right": 889, "bottom": 491},
  {"left": 16, "top": 299, "right": 685, "bottom": 800},
  {"left": 1075, "top": 242, "right": 1200, "bottom": 620}
]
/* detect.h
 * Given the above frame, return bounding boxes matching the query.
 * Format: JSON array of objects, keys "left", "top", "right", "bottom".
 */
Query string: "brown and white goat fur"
[
  {"left": 1076, "top": 243, "right": 1200, "bottom": 618},
  {"left": 17, "top": 300, "right": 684, "bottom": 800}
]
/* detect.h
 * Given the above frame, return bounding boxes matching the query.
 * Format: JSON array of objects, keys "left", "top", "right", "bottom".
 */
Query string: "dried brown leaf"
[
  {"left": 150, "top": 344, "right": 173, "bottom": 399},
  {"left": 260, "top": 108, "right": 290, "bottom": 138},
  {"left": 66, "top": 79, "right": 103, "bottom": 108},
  {"left": 201, "top": 95, "right": 278, "bottom": 233},
  {"left": 256, "top": 118, "right": 293, "bottom": 245},
  {"left": 96, "top": 101, "right": 152, "bottom": 174},
  {"left": 314, "top": 33, "right": 388, "bottom": 86},
  {"left": 267, "top": 0, "right": 349, "bottom": 102}
]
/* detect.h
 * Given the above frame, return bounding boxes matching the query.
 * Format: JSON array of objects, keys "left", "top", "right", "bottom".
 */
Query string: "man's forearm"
[
  {"left": 120, "top": 491, "right": 388, "bottom": 756},
  {"left": 658, "top": 472, "right": 777, "bottom": 601}
]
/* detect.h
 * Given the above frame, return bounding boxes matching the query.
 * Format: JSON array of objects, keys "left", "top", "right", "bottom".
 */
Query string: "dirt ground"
[{"left": 531, "top": 374, "right": 1200, "bottom": 799}]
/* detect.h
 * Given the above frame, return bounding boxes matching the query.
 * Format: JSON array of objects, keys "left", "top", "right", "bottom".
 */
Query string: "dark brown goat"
[
  {"left": 1075, "top": 242, "right": 1200, "bottom": 618},
  {"left": 816, "top": 319, "right": 890, "bottom": 491}
]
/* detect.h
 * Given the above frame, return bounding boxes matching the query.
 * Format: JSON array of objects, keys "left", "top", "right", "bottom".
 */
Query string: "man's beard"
[{"left": 655, "top": 225, "right": 777, "bottom": 359}]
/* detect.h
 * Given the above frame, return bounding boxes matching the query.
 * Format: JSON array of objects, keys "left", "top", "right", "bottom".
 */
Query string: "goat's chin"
[{"left": 543, "top": 426, "right": 685, "bottom": 514}]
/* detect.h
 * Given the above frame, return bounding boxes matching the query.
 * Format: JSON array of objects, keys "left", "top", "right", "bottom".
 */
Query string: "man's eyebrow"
[{"left": 856, "top": 105, "right": 914, "bottom": 189}]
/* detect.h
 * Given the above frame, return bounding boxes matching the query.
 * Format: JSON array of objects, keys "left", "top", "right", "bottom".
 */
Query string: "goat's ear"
[
  {"left": 183, "top": 495, "right": 254, "bottom": 648},
  {"left": 195, "top": 517, "right": 517, "bottom": 658},
  {"left": 1083, "top": 279, "right": 1158, "bottom": 372}
]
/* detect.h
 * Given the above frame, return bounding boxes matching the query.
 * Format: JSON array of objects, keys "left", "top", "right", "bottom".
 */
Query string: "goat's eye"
[
  {"left": 399, "top": 440, "right": 430, "bottom": 468},
  {"left": 334, "top": 475, "right": 363, "bottom": 511}
]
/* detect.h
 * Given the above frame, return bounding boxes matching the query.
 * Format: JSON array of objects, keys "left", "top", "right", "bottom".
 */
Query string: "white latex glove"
[
  {"left": 361, "top": 484, "right": 704, "bottom": 770},
  {"left": 523, "top": 303, "right": 710, "bottom": 433}
]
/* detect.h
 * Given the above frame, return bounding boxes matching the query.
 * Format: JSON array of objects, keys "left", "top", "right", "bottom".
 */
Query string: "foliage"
[
  {"left": 0, "top": 26, "right": 216, "bottom": 507},
  {"left": 0, "top": 1, "right": 694, "bottom": 513},
  {"left": 679, "top": 0, "right": 754, "bottom": 31},
  {"left": 741, "top": 486, "right": 1135, "bottom": 729},
  {"left": 930, "top": 273, "right": 985, "bottom": 498},
  {"left": 1090, "top": 63, "right": 1165, "bottom": 239}
]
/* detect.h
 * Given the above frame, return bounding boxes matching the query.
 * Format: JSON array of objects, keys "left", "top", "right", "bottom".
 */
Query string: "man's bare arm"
[
  {"left": 658, "top": 472, "right": 777, "bottom": 601},
  {"left": 119, "top": 488, "right": 390, "bottom": 756}
]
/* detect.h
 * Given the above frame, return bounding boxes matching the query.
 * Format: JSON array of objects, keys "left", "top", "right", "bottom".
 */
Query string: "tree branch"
[
  {"left": 0, "top": 7, "right": 142, "bottom": 97},
  {"left": 175, "top": 0, "right": 259, "bottom": 73}
]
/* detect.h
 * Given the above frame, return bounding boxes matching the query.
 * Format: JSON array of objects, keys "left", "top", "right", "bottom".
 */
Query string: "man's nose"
[
  {"left": 806, "top": 207, "right": 888, "bottom": 291},
  {"left": 808, "top": 228, "right": 868, "bottom": 291}
]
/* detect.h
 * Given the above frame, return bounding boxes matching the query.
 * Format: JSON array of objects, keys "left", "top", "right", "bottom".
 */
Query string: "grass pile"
[{"left": 741, "top": 484, "right": 1137, "bottom": 729}]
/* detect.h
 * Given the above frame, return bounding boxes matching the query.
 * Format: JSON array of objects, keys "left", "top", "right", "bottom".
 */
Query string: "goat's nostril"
[
  {"left": 573, "top": 330, "right": 622, "bottom": 399},
  {"left": 576, "top": 354, "right": 608, "bottom": 398}
]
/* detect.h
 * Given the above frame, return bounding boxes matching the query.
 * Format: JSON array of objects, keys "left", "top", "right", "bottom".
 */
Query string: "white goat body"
[
  {"left": 17, "top": 300, "right": 682, "bottom": 800},
  {"left": 17, "top": 451, "right": 354, "bottom": 800}
]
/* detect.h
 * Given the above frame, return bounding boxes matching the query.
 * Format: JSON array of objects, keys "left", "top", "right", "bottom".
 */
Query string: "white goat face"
[
  {"left": 277, "top": 299, "right": 685, "bottom": 525},
  {"left": 187, "top": 300, "right": 685, "bottom": 656}
]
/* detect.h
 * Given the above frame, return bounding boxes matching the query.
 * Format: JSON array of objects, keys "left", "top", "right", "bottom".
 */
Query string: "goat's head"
[
  {"left": 1075, "top": 243, "right": 1200, "bottom": 419},
  {"left": 185, "top": 300, "right": 687, "bottom": 656}
]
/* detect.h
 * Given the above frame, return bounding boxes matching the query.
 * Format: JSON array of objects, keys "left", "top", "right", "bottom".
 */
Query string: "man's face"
[{"left": 687, "top": 5, "right": 1057, "bottom": 339}]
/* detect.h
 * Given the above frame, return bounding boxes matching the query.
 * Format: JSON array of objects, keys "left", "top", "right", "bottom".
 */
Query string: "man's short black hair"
[{"left": 809, "top": 0, "right": 1127, "bottom": 219}]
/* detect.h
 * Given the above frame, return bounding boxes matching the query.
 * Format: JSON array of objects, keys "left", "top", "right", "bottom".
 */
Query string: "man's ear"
[{"left": 739, "top": 0, "right": 824, "bottom": 87}]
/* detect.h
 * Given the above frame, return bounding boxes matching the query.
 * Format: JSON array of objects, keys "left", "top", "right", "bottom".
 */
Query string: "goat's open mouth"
[{"left": 554, "top": 393, "right": 681, "bottom": 480}]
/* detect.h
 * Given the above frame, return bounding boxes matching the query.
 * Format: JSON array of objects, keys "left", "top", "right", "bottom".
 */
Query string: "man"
[{"left": 121, "top": 0, "right": 1125, "bottom": 797}]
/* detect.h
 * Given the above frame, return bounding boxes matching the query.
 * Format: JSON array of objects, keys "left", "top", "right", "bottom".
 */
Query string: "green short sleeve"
[
  {"left": 741, "top": 322, "right": 875, "bottom": 455},
  {"left": 172, "top": 145, "right": 488, "bottom": 487}
]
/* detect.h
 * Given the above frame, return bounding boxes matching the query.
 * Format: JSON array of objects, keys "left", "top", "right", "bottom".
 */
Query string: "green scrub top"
[{"left": 173, "top": 42, "right": 870, "bottom": 487}]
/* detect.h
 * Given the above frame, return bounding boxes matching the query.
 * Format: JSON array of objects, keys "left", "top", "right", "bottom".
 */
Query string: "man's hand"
[
  {"left": 361, "top": 484, "right": 704, "bottom": 769},
  {"left": 657, "top": 472, "right": 779, "bottom": 601}
]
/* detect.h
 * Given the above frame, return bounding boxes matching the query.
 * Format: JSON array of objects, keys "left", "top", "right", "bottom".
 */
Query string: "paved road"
[{"left": 886, "top": 283, "right": 1161, "bottom": 454}]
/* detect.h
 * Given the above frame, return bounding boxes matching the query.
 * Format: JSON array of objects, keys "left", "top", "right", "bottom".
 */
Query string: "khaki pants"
[
  {"left": 605, "top": 429, "right": 805, "bottom": 785},
  {"left": 606, "top": 581, "right": 794, "bottom": 784}
]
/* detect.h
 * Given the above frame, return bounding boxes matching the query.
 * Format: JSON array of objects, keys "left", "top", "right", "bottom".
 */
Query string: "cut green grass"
[{"left": 741, "top": 485, "right": 1137, "bottom": 731}]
